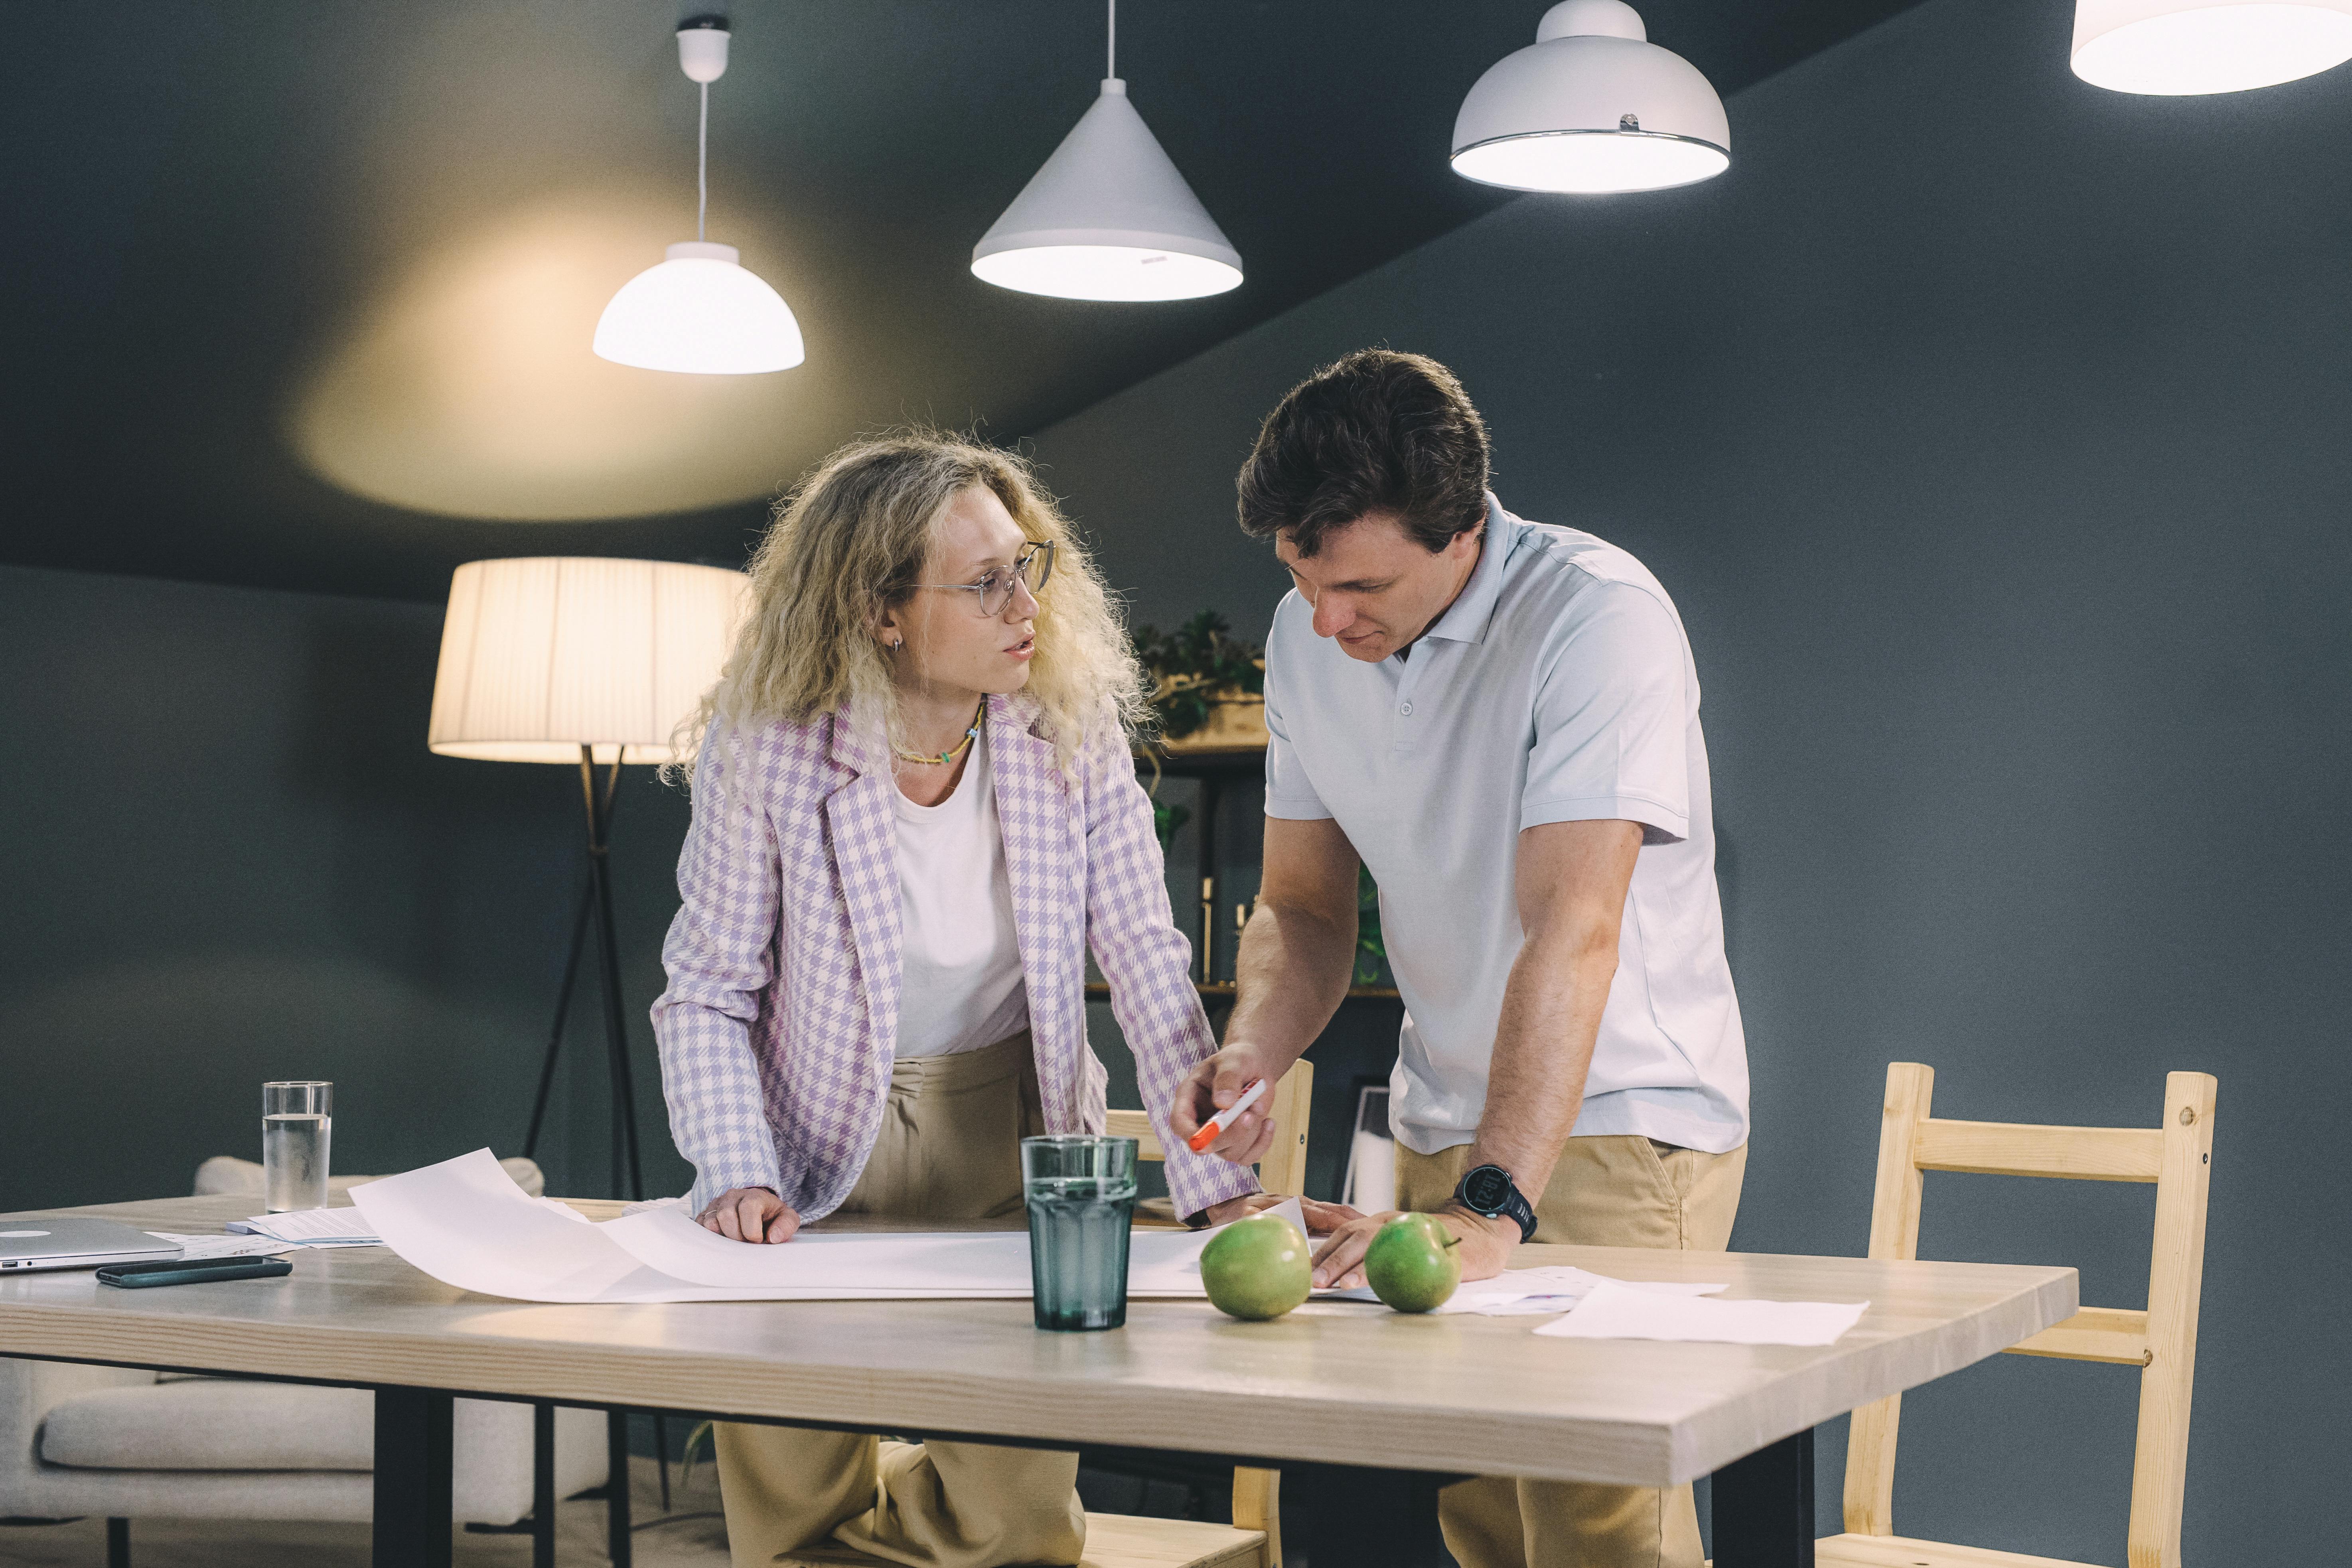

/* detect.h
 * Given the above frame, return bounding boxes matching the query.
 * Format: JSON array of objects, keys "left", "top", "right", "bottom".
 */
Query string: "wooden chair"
[
  {"left": 775, "top": 1062, "right": 1314, "bottom": 1568},
  {"left": 1095, "top": 1058, "right": 1312, "bottom": 1568},
  {"left": 1817, "top": 1063, "right": 2217, "bottom": 1568}
]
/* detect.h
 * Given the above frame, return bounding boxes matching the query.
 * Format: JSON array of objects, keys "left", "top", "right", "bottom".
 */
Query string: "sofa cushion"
[{"left": 41, "top": 1380, "right": 374, "bottom": 1471}]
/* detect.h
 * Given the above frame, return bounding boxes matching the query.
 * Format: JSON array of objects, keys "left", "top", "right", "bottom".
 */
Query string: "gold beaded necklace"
[{"left": 894, "top": 698, "right": 987, "bottom": 767}]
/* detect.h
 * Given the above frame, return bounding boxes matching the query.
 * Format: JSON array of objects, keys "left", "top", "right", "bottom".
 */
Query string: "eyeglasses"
[{"left": 913, "top": 540, "right": 1056, "bottom": 617}]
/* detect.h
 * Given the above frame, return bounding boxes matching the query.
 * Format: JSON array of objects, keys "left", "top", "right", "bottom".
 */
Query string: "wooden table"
[{"left": 0, "top": 1195, "right": 2075, "bottom": 1568}]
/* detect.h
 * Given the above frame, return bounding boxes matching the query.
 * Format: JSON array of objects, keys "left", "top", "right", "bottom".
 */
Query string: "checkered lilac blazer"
[{"left": 649, "top": 691, "right": 1261, "bottom": 1223}]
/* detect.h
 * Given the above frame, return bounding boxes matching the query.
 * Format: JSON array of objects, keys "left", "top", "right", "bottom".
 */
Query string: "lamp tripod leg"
[
  {"left": 580, "top": 748, "right": 645, "bottom": 1203},
  {"left": 522, "top": 878, "right": 595, "bottom": 1162}
]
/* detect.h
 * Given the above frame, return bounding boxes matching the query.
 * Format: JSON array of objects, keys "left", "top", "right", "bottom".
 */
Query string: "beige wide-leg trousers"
[
  {"left": 714, "top": 1032, "right": 1087, "bottom": 1568},
  {"left": 1397, "top": 1135, "right": 1749, "bottom": 1568}
]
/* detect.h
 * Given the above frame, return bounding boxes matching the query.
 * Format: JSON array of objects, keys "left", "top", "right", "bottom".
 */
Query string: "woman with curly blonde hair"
[{"left": 650, "top": 432, "right": 1334, "bottom": 1567}]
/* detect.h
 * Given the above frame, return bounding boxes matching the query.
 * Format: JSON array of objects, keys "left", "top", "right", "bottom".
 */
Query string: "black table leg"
[
  {"left": 1291, "top": 1462, "right": 1454, "bottom": 1567},
  {"left": 606, "top": 1408, "right": 634, "bottom": 1566},
  {"left": 373, "top": 1386, "right": 455, "bottom": 1568},
  {"left": 1711, "top": 1425, "right": 1815, "bottom": 1568},
  {"left": 532, "top": 1402, "right": 557, "bottom": 1568}
]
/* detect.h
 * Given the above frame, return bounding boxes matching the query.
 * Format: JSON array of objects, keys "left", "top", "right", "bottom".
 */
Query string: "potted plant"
[{"left": 1132, "top": 611, "right": 1267, "bottom": 753}]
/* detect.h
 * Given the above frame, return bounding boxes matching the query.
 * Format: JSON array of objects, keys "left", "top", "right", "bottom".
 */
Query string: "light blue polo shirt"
[{"left": 1263, "top": 496, "right": 1749, "bottom": 1156}]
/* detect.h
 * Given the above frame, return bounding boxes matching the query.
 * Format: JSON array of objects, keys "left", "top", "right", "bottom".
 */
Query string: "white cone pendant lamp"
[
  {"left": 1452, "top": 0, "right": 1728, "bottom": 195},
  {"left": 2072, "top": 1, "right": 2352, "bottom": 93},
  {"left": 594, "top": 16, "right": 803, "bottom": 374},
  {"left": 971, "top": 0, "right": 1242, "bottom": 302}
]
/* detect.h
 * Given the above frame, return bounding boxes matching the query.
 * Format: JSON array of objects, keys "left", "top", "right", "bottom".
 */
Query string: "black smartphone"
[{"left": 95, "top": 1256, "right": 295, "bottom": 1289}]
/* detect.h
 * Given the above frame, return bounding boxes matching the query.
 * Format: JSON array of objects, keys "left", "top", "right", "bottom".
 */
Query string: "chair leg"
[
  {"left": 533, "top": 1402, "right": 557, "bottom": 1568},
  {"left": 606, "top": 1408, "right": 633, "bottom": 1567},
  {"left": 105, "top": 1517, "right": 128, "bottom": 1568}
]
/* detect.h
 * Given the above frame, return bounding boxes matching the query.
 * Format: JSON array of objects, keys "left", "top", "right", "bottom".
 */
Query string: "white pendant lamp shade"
[
  {"left": 973, "top": 79, "right": 1242, "bottom": 302},
  {"left": 2072, "top": 1, "right": 2352, "bottom": 93},
  {"left": 594, "top": 241, "right": 805, "bottom": 373},
  {"left": 1452, "top": 0, "right": 1728, "bottom": 194},
  {"left": 594, "top": 18, "right": 805, "bottom": 373},
  {"left": 428, "top": 557, "right": 748, "bottom": 765}
]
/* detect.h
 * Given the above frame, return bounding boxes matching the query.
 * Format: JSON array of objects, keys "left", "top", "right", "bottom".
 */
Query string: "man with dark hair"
[{"left": 1170, "top": 349, "right": 1750, "bottom": 1568}]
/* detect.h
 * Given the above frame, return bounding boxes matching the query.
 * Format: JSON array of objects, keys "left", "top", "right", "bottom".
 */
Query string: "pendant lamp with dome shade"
[
  {"left": 2071, "top": 0, "right": 2352, "bottom": 94},
  {"left": 594, "top": 15, "right": 804, "bottom": 374},
  {"left": 971, "top": 0, "right": 1243, "bottom": 302},
  {"left": 1452, "top": 1, "right": 1729, "bottom": 195}
]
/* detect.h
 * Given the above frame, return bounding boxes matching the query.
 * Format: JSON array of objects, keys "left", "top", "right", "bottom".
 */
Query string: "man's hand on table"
[
  {"left": 1308, "top": 1205, "right": 1518, "bottom": 1291},
  {"left": 1195, "top": 1192, "right": 1363, "bottom": 1235},
  {"left": 698, "top": 1186, "right": 800, "bottom": 1243}
]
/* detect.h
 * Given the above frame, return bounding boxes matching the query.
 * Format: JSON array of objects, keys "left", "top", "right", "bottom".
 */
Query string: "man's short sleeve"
[
  {"left": 1522, "top": 582, "right": 1691, "bottom": 844},
  {"left": 1261, "top": 634, "right": 1333, "bottom": 822}
]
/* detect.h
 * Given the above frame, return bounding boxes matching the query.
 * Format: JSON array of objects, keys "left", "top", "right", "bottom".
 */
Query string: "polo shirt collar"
[{"left": 1418, "top": 493, "right": 1517, "bottom": 648}]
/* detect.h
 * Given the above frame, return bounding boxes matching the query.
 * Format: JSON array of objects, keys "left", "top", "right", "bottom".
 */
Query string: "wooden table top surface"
[{"left": 0, "top": 1194, "right": 2076, "bottom": 1487}]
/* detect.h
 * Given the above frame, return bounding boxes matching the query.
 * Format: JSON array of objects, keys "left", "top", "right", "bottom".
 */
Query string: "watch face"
[{"left": 1462, "top": 1165, "right": 1513, "bottom": 1213}]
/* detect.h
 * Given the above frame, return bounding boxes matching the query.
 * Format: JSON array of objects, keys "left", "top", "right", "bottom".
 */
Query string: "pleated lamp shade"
[{"left": 428, "top": 557, "right": 748, "bottom": 765}]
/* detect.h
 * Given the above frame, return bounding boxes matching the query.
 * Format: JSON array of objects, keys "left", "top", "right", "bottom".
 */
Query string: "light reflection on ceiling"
[{"left": 290, "top": 197, "right": 815, "bottom": 522}]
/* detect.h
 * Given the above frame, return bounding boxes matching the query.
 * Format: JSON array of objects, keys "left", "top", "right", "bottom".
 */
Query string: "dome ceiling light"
[
  {"left": 1452, "top": 0, "right": 1729, "bottom": 195},
  {"left": 2072, "top": 1, "right": 2352, "bottom": 94},
  {"left": 971, "top": 0, "right": 1243, "bottom": 302},
  {"left": 594, "top": 15, "right": 805, "bottom": 373}
]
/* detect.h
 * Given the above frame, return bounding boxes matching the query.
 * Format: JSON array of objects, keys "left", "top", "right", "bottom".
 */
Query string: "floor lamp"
[{"left": 426, "top": 556, "right": 746, "bottom": 1203}]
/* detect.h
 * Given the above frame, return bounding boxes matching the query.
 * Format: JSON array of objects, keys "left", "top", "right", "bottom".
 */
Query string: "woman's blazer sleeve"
[
  {"left": 1079, "top": 719, "right": 1262, "bottom": 1220},
  {"left": 649, "top": 730, "right": 786, "bottom": 1213}
]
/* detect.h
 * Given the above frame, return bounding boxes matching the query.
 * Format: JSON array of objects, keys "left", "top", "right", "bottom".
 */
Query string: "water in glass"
[{"left": 1026, "top": 1176, "right": 1137, "bottom": 1331}]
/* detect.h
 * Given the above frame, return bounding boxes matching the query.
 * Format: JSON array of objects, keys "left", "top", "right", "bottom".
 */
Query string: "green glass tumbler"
[{"left": 1021, "top": 1134, "right": 1139, "bottom": 1331}]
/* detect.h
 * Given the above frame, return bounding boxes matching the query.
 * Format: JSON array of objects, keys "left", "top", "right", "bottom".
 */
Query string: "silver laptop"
[{"left": 0, "top": 1218, "right": 180, "bottom": 1272}]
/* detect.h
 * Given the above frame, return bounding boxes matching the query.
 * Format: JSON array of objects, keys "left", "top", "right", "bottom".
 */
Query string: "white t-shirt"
[
  {"left": 1263, "top": 495, "right": 1748, "bottom": 1156},
  {"left": 891, "top": 728, "right": 1030, "bottom": 1058}
]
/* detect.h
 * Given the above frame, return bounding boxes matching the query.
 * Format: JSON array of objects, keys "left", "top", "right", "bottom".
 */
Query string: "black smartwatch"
[{"left": 1453, "top": 1164, "right": 1537, "bottom": 1243}]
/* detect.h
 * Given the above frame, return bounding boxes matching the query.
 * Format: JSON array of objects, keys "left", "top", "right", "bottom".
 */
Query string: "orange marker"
[{"left": 1186, "top": 1078, "right": 1268, "bottom": 1154}]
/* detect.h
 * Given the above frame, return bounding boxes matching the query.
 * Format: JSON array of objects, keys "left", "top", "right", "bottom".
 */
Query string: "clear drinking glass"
[
  {"left": 262, "top": 1081, "right": 333, "bottom": 1213},
  {"left": 1022, "top": 1135, "right": 1138, "bottom": 1331}
]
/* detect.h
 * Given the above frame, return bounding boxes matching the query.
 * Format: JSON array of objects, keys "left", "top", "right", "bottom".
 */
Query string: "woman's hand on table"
[
  {"left": 698, "top": 1187, "right": 800, "bottom": 1243},
  {"left": 1195, "top": 1193, "right": 1363, "bottom": 1236}
]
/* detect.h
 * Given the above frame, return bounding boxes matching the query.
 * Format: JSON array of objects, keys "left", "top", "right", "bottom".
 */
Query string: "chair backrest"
[
  {"left": 1843, "top": 1062, "right": 2217, "bottom": 1568},
  {"left": 1102, "top": 1059, "right": 1314, "bottom": 1568}
]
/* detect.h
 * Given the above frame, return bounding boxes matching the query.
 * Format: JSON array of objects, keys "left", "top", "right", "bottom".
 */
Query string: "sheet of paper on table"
[
  {"left": 1314, "top": 1266, "right": 1728, "bottom": 1316},
  {"left": 1533, "top": 1278, "right": 1870, "bottom": 1345},
  {"left": 144, "top": 1232, "right": 298, "bottom": 1261},
  {"left": 351, "top": 1149, "right": 1297, "bottom": 1305},
  {"left": 225, "top": 1208, "right": 384, "bottom": 1247}
]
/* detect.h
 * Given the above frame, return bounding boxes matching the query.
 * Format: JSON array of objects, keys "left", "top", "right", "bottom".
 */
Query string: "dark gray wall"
[
  {"left": 0, "top": 564, "right": 698, "bottom": 1210},
  {"left": 1030, "top": 0, "right": 2347, "bottom": 1559}
]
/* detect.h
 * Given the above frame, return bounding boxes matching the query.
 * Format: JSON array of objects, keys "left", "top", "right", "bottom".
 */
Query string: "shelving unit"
[
  {"left": 1136, "top": 742, "right": 1267, "bottom": 984},
  {"left": 1118, "top": 742, "right": 1405, "bottom": 1205}
]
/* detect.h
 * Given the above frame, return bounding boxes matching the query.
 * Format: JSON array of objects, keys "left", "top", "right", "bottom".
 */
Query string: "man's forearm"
[
  {"left": 1462, "top": 931, "right": 1618, "bottom": 1202},
  {"left": 1224, "top": 899, "right": 1356, "bottom": 1071}
]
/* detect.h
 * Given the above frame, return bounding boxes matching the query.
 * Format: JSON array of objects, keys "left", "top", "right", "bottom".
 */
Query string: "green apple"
[
  {"left": 1200, "top": 1213, "right": 1312, "bottom": 1321},
  {"left": 1364, "top": 1213, "right": 1462, "bottom": 1314}
]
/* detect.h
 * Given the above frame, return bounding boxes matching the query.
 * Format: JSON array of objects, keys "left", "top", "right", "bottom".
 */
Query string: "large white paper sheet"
[
  {"left": 351, "top": 1149, "right": 1295, "bottom": 1306},
  {"left": 1532, "top": 1278, "right": 1869, "bottom": 1345},
  {"left": 1316, "top": 1265, "right": 1727, "bottom": 1316}
]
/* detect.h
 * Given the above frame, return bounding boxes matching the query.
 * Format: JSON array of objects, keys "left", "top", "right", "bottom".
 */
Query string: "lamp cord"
[
  {"left": 1107, "top": 0, "right": 1116, "bottom": 79},
  {"left": 697, "top": 79, "right": 709, "bottom": 242}
]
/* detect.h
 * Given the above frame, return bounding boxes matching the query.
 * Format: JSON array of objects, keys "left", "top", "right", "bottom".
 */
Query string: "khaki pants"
[
  {"left": 714, "top": 1033, "right": 1087, "bottom": 1568},
  {"left": 1397, "top": 1136, "right": 1749, "bottom": 1568}
]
